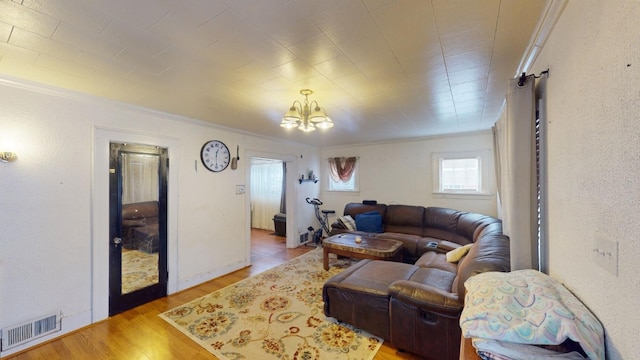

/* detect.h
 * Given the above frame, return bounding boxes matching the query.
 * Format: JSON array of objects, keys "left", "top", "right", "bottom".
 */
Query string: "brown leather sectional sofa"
[
  {"left": 323, "top": 202, "right": 510, "bottom": 360},
  {"left": 121, "top": 201, "right": 159, "bottom": 253}
]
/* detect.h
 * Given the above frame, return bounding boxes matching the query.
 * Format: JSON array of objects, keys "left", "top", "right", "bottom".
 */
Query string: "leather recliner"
[{"left": 323, "top": 203, "right": 510, "bottom": 360}]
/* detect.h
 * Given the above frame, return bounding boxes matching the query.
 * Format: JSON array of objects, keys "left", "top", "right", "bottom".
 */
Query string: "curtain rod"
[
  {"left": 517, "top": 69, "right": 550, "bottom": 87},
  {"left": 324, "top": 156, "right": 360, "bottom": 160}
]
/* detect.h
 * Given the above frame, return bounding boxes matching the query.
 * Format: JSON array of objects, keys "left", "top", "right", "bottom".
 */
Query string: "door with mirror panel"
[{"left": 109, "top": 142, "right": 168, "bottom": 316}]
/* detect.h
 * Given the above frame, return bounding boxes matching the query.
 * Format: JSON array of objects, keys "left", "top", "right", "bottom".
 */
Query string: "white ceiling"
[{"left": 0, "top": 0, "right": 547, "bottom": 146}]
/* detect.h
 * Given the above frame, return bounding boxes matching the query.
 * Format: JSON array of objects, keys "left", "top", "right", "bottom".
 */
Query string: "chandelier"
[{"left": 280, "top": 89, "right": 334, "bottom": 132}]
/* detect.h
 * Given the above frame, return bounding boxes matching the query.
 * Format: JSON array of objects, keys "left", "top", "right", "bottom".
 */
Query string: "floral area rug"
[
  {"left": 122, "top": 249, "right": 159, "bottom": 294},
  {"left": 160, "top": 248, "right": 382, "bottom": 360}
]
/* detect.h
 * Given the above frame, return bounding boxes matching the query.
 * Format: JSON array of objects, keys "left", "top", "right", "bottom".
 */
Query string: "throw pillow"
[
  {"left": 445, "top": 243, "right": 473, "bottom": 263},
  {"left": 354, "top": 211, "right": 383, "bottom": 233},
  {"left": 338, "top": 215, "right": 356, "bottom": 230}
]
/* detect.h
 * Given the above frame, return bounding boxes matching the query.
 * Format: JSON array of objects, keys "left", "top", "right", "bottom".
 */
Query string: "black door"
[{"left": 109, "top": 142, "right": 168, "bottom": 316}]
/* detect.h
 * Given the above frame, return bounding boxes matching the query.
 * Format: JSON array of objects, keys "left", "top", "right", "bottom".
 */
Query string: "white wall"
[
  {"left": 0, "top": 77, "right": 318, "bottom": 356},
  {"left": 320, "top": 132, "right": 498, "bottom": 218},
  {"left": 531, "top": 1, "right": 640, "bottom": 358}
]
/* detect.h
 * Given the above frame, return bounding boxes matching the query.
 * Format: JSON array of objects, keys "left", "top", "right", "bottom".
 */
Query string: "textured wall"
[
  {"left": 532, "top": 1, "right": 640, "bottom": 358},
  {"left": 320, "top": 132, "right": 497, "bottom": 218},
  {"left": 0, "top": 79, "right": 318, "bottom": 356}
]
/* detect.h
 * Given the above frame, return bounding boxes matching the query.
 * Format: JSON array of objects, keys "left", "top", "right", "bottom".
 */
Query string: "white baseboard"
[
  {"left": 176, "top": 259, "right": 248, "bottom": 292},
  {"left": 1, "top": 260, "right": 250, "bottom": 357}
]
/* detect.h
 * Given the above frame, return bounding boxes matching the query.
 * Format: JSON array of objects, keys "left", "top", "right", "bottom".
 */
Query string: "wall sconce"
[{"left": 0, "top": 152, "right": 17, "bottom": 163}]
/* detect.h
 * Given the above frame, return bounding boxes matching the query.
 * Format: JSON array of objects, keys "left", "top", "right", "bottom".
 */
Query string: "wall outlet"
[
  {"left": 235, "top": 184, "right": 246, "bottom": 194},
  {"left": 592, "top": 231, "right": 618, "bottom": 276}
]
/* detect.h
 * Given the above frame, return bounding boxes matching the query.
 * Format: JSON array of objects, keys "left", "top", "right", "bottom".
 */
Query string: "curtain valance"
[{"left": 328, "top": 157, "right": 357, "bottom": 182}]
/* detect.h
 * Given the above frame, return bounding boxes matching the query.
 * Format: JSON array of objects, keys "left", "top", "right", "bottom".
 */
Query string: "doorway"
[
  {"left": 249, "top": 158, "right": 285, "bottom": 234},
  {"left": 108, "top": 142, "right": 168, "bottom": 316},
  {"left": 244, "top": 151, "right": 297, "bottom": 263}
]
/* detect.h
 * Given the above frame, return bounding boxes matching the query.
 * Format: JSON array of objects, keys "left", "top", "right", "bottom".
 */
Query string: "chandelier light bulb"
[{"left": 280, "top": 89, "right": 333, "bottom": 132}]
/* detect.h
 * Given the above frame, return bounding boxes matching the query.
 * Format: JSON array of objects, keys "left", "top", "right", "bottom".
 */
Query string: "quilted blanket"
[{"left": 460, "top": 269, "right": 604, "bottom": 360}]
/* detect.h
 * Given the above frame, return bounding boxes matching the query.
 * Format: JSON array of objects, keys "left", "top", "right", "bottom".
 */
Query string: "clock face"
[{"left": 200, "top": 140, "right": 230, "bottom": 172}]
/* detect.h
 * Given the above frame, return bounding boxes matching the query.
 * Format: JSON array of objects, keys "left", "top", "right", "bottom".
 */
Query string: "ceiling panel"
[
  {"left": 0, "top": 0, "right": 59, "bottom": 37},
  {"left": 162, "top": 0, "right": 228, "bottom": 27},
  {"left": 9, "top": 27, "right": 82, "bottom": 62},
  {"left": 0, "top": 0, "right": 548, "bottom": 146}
]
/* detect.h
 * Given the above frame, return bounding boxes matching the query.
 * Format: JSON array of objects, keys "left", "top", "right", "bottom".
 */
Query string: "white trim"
[
  {"left": 176, "top": 260, "right": 246, "bottom": 292},
  {"left": 91, "top": 128, "right": 180, "bottom": 323},
  {"left": 432, "top": 192, "right": 493, "bottom": 200},
  {"left": 322, "top": 130, "right": 492, "bottom": 150},
  {"left": 516, "top": 0, "right": 568, "bottom": 76},
  {"left": 244, "top": 149, "right": 297, "bottom": 253},
  {"left": 432, "top": 149, "right": 492, "bottom": 196},
  {"left": 0, "top": 74, "right": 304, "bottom": 148}
]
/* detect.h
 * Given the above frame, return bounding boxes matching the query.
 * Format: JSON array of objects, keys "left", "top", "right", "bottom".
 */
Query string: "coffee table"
[{"left": 323, "top": 233, "right": 403, "bottom": 270}]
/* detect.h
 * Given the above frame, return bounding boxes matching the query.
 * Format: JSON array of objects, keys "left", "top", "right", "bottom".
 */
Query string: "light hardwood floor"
[{"left": 5, "top": 229, "right": 423, "bottom": 360}]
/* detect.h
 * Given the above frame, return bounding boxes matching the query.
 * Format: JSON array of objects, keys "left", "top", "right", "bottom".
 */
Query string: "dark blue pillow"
[{"left": 355, "top": 211, "right": 383, "bottom": 233}]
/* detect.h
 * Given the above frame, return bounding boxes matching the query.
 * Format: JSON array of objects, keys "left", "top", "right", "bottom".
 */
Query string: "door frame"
[
  {"left": 92, "top": 128, "right": 179, "bottom": 322},
  {"left": 244, "top": 150, "right": 297, "bottom": 253}
]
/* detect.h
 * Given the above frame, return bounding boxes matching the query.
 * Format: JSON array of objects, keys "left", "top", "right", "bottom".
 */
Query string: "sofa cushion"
[
  {"left": 453, "top": 233, "right": 511, "bottom": 298},
  {"left": 456, "top": 212, "right": 501, "bottom": 241},
  {"left": 122, "top": 200, "right": 158, "bottom": 220},
  {"left": 355, "top": 211, "right": 384, "bottom": 233},
  {"left": 384, "top": 205, "right": 425, "bottom": 236},
  {"left": 424, "top": 207, "right": 462, "bottom": 233},
  {"left": 408, "top": 267, "right": 457, "bottom": 293},
  {"left": 337, "top": 215, "right": 356, "bottom": 230},
  {"left": 329, "top": 260, "right": 419, "bottom": 294},
  {"left": 323, "top": 260, "right": 419, "bottom": 340},
  {"left": 414, "top": 252, "right": 458, "bottom": 273},
  {"left": 344, "top": 203, "right": 386, "bottom": 218}
]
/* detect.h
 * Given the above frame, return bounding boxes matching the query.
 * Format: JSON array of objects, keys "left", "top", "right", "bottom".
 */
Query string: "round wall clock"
[{"left": 200, "top": 140, "right": 230, "bottom": 172}]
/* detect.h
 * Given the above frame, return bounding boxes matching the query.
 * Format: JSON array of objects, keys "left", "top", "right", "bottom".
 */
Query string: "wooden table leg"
[{"left": 323, "top": 247, "right": 330, "bottom": 270}]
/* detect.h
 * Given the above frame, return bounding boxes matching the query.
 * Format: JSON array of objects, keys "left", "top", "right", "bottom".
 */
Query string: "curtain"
[
  {"left": 121, "top": 153, "right": 159, "bottom": 204},
  {"left": 495, "top": 77, "right": 538, "bottom": 271},
  {"left": 492, "top": 125, "right": 502, "bottom": 205},
  {"left": 280, "top": 162, "right": 286, "bottom": 214},
  {"left": 328, "top": 157, "right": 357, "bottom": 182},
  {"left": 250, "top": 160, "right": 283, "bottom": 230}
]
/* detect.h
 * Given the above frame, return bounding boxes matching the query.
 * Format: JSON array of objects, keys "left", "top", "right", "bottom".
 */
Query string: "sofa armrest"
[
  {"left": 331, "top": 221, "right": 346, "bottom": 230},
  {"left": 389, "top": 280, "right": 463, "bottom": 316},
  {"left": 329, "top": 222, "right": 349, "bottom": 236}
]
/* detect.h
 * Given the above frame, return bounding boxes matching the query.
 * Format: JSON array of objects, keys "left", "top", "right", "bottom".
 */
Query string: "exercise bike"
[{"left": 306, "top": 197, "right": 335, "bottom": 245}]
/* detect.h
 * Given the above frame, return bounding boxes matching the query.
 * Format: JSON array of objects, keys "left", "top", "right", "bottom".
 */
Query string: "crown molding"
[
  {"left": 516, "top": 0, "right": 568, "bottom": 76},
  {"left": 0, "top": 74, "right": 309, "bottom": 148}
]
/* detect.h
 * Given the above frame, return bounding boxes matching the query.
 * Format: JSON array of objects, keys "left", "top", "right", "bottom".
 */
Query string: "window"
[
  {"left": 432, "top": 150, "right": 490, "bottom": 195},
  {"left": 327, "top": 157, "right": 359, "bottom": 192},
  {"left": 329, "top": 169, "right": 358, "bottom": 191}
]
